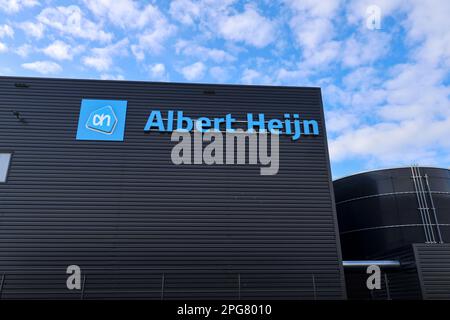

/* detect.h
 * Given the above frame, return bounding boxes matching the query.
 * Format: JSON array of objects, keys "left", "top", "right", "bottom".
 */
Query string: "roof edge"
[
  {"left": 0, "top": 75, "right": 321, "bottom": 90},
  {"left": 333, "top": 165, "right": 450, "bottom": 182}
]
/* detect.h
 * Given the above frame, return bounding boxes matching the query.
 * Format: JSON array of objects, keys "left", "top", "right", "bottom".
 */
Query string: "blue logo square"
[{"left": 76, "top": 99, "right": 127, "bottom": 141}]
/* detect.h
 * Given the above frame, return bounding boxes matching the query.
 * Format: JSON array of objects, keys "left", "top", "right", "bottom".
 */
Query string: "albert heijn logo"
[{"left": 76, "top": 99, "right": 127, "bottom": 141}]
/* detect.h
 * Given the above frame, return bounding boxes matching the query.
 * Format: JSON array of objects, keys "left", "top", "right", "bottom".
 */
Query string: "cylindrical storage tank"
[{"left": 334, "top": 167, "right": 450, "bottom": 259}]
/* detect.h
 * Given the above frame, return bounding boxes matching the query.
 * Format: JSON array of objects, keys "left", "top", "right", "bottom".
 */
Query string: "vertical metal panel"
[
  {"left": 0, "top": 76, "right": 345, "bottom": 299},
  {"left": 414, "top": 244, "right": 450, "bottom": 300}
]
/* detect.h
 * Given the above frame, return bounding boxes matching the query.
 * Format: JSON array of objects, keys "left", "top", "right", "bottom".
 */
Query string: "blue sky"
[{"left": 0, "top": 0, "right": 449, "bottom": 178}]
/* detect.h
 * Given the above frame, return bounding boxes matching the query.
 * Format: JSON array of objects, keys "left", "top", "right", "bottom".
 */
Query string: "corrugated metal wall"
[
  {"left": 414, "top": 244, "right": 450, "bottom": 300},
  {"left": 0, "top": 76, "right": 345, "bottom": 299}
]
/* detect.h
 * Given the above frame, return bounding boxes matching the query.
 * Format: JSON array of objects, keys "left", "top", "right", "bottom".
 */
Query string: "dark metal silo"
[{"left": 334, "top": 166, "right": 450, "bottom": 259}]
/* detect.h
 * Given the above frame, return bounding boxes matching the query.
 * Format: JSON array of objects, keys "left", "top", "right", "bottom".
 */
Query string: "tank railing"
[
  {"left": 416, "top": 166, "right": 437, "bottom": 243},
  {"left": 424, "top": 173, "right": 444, "bottom": 243},
  {"left": 411, "top": 165, "right": 434, "bottom": 243},
  {"left": 411, "top": 166, "right": 437, "bottom": 243},
  {"left": 411, "top": 165, "right": 430, "bottom": 242}
]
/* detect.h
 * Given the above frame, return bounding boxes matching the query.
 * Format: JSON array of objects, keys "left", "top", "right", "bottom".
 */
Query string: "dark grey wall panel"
[
  {"left": 0, "top": 76, "right": 345, "bottom": 299},
  {"left": 414, "top": 244, "right": 450, "bottom": 300}
]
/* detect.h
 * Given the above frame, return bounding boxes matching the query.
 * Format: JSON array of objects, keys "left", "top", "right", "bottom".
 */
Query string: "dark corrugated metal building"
[{"left": 0, "top": 76, "right": 346, "bottom": 299}]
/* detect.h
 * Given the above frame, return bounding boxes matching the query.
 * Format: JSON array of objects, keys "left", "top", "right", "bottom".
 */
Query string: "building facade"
[{"left": 0, "top": 76, "right": 346, "bottom": 299}]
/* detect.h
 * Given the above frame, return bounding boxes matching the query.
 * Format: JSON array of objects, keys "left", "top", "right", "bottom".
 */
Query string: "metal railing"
[
  {"left": 0, "top": 270, "right": 326, "bottom": 300},
  {"left": 411, "top": 165, "right": 443, "bottom": 243}
]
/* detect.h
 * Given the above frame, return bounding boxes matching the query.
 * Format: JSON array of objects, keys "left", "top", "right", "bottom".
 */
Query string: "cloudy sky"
[{"left": 0, "top": 0, "right": 449, "bottom": 178}]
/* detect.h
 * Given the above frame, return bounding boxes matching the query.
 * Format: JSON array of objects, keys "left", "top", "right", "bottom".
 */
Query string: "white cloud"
[
  {"left": 403, "top": 0, "right": 450, "bottom": 68},
  {"left": 341, "top": 67, "right": 380, "bottom": 89},
  {"left": 0, "top": 42, "right": 7, "bottom": 53},
  {"left": 345, "top": 0, "right": 405, "bottom": 26},
  {"left": 169, "top": 0, "right": 201, "bottom": 25},
  {"left": 341, "top": 32, "right": 391, "bottom": 67},
  {"left": 286, "top": 0, "right": 347, "bottom": 70},
  {"left": 275, "top": 67, "right": 310, "bottom": 84},
  {"left": 241, "top": 68, "right": 260, "bottom": 84},
  {"left": 38, "top": 5, "right": 113, "bottom": 42},
  {"left": 0, "top": 25, "right": 14, "bottom": 38},
  {"left": 346, "top": 0, "right": 450, "bottom": 68},
  {"left": 18, "top": 21, "right": 45, "bottom": 39},
  {"left": 328, "top": 63, "right": 449, "bottom": 167},
  {"left": 175, "top": 40, "right": 235, "bottom": 63},
  {"left": 15, "top": 43, "right": 32, "bottom": 57},
  {"left": 21, "top": 60, "right": 62, "bottom": 74},
  {"left": 282, "top": 1, "right": 393, "bottom": 73},
  {"left": 329, "top": 117, "right": 450, "bottom": 165},
  {"left": 169, "top": 0, "right": 237, "bottom": 28},
  {"left": 82, "top": 38, "right": 129, "bottom": 72},
  {"left": 83, "top": 0, "right": 167, "bottom": 30},
  {"left": 327, "top": 1, "right": 450, "bottom": 168},
  {"left": 325, "top": 111, "right": 359, "bottom": 134},
  {"left": 290, "top": 13, "right": 335, "bottom": 51},
  {"left": 0, "top": 0, "right": 39, "bottom": 14},
  {"left": 287, "top": 0, "right": 341, "bottom": 50},
  {"left": 218, "top": 4, "right": 276, "bottom": 48},
  {"left": 0, "top": 25, "right": 13, "bottom": 54},
  {"left": 131, "top": 23, "right": 176, "bottom": 60},
  {"left": 42, "top": 40, "right": 81, "bottom": 61},
  {"left": 327, "top": 78, "right": 450, "bottom": 167},
  {"left": 241, "top": 68, "right": 273, "bottom": 85},
  {"left": 148, "top": 63, "right": 167, "bottom": 80},
  {"left": 169, "top": 1, "right": 275, "bottom": 48},
  {"left": 210, "top": 66, "right": 230, "bottom": 81},
  {"left": 82, "top": 0, "right": 176, "bottom": 60},
  {"left": 181, "top": 62, "right": 206, "bottom": 81},
  {"left": 378, "top": 63, "right": 449, "bottom": 121},
  {"left": 303, "top": 41, "right": 341, "bottom": 69}
]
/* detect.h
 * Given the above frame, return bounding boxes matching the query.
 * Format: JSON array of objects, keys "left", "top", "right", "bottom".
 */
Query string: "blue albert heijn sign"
[{"left": 76, "top": 99, "right": 127, "bottom": 141}]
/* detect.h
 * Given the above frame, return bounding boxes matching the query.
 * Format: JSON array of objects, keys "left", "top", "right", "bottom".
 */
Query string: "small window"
[{"left": 0, "top": 153, "right": 12, "bottom": 183}]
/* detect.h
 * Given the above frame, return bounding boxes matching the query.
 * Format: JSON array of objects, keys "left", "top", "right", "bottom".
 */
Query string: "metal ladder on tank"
[{"left": 410, "top": 165, "right": 443, "bottom": 244}]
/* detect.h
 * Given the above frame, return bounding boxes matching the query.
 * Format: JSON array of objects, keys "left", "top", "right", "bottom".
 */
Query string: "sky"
[{"left": 0, "top": 0, "right": 449, "bottom": 178}]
